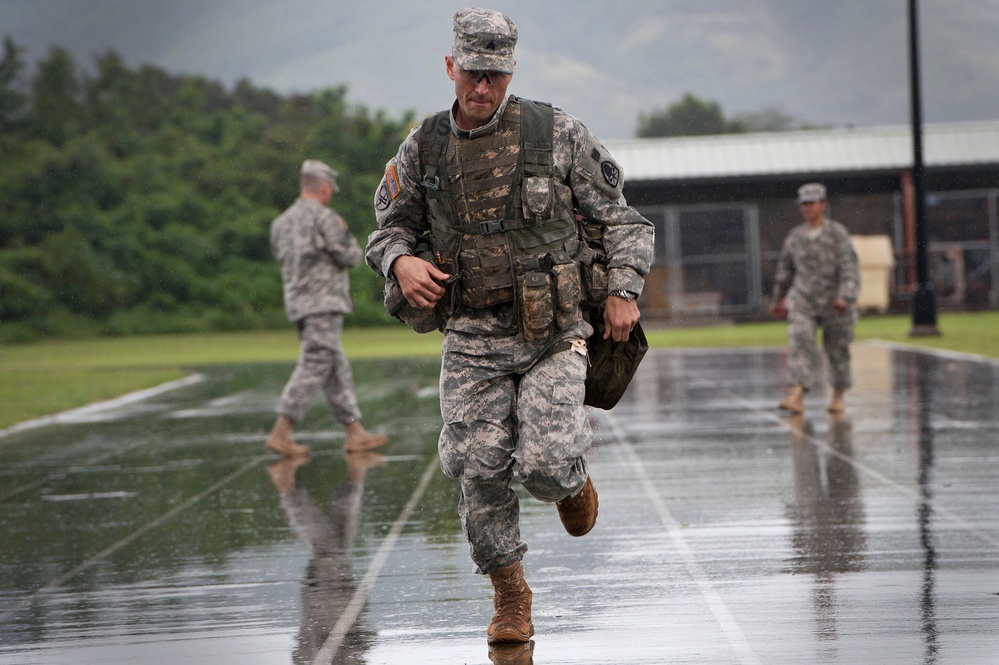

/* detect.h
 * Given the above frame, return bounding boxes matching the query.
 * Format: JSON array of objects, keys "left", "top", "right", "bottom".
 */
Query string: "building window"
[{"left": 638, "top": 203, "right": 761, "bottom": 318}]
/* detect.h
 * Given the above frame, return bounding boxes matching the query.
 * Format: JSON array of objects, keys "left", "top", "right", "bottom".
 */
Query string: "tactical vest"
[{"left": 417, "top": 98, "right": 581, "bottom": 325}]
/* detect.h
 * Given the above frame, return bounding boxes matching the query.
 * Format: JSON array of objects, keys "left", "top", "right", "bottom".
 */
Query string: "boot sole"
[{"left": 487, "top": 622, "right": 535, "bottom": 645}]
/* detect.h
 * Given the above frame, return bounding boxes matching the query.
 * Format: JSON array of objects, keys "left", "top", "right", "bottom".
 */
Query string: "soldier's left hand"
[
  {"left": 604, "top": 295, "right": 640, "bottom": 342},
  {"left": 833, "top": 298, "right": 847, "bottom": 314}
]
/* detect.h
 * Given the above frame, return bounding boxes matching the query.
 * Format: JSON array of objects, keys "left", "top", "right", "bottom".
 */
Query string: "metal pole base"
[{"left": 909, "top": 285, "right": 941, "bottom": 337}]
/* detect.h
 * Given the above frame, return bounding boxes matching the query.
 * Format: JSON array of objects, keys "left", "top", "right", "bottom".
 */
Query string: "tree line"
[
  {"left": 0, "top": 37, "right": 415, "bottom": 342},
  {"left": 636, "top": 92, "right": 821, "bottom": 138},
  {"left": 0, "top": 37, "right": 814, "bottom": 343}
]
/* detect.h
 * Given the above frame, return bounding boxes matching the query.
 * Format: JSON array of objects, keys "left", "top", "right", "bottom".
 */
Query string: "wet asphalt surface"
[{"left": 1, "top": 342, "right": 997, "bottom": 664}]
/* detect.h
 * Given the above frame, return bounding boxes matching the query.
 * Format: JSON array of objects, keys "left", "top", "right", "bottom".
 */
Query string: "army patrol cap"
[
  {"left": 301, "top": 159, "right": 340, "bottom": 193},
  {"left": 452, "top": 7, "right": 517, "bottom": 74},
  {"left": 797, "top": 182, "right": 827, "bottom": 203}
]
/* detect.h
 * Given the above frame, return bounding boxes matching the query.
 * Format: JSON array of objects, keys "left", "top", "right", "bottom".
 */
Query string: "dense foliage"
[{"left": 0, "top": 37, "right": 417, "bottom": 342}]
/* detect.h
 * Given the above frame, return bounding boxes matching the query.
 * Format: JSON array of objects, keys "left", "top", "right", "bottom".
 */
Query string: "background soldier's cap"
[
  {"left": 301, "top": 159, "right": 339, "bottom": 193},
  {"left": 796, "top": 182, "right": 827, "bottom": 203},
  {"left": 452, "top": 7, "right": 517, "bottom": 74}
]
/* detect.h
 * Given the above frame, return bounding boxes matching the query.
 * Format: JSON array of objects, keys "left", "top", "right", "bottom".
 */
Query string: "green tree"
[
  {"left": 636, "top": 93, "right": 746, "bottom": 138},
  {"left": 0, "top": 35, "right": 415, "bottom": 341},
  {"left": 0, "top": 36, "right": 27, "bottom": 127},
  {"left": 29, "top": 46, "right": 81, "bottom": 145},
  {"left": 636, "top": 93, "right": 819, "bottom": 138}
]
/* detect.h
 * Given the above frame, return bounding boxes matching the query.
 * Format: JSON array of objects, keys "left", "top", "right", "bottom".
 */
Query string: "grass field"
[{"left": 2, "top": 311, "right": 996, "bottom": 432}]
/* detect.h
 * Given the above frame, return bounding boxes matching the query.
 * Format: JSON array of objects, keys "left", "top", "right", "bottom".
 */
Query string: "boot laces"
[{"left": 493, "top": 574, "right": 530, "bottom": 615}]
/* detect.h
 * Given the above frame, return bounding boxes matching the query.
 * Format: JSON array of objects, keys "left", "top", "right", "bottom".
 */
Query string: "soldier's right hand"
[{"left": 391, "top": 255, "right": 451, "bottom": 308}]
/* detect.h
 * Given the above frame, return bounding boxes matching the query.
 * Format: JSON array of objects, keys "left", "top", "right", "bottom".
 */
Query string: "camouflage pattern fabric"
[
  {"left": 787, "top": 308, "right": 854, "bottom": 391},
  {"left": 271, "top": 197, "right": 362, "bottom": 322},
  {"left": 438, "top": 322, "right": 592, "bottom": 574},
  {"left": 773, "top": 219, "right": 860, "bottom": 390},
  {"left": 366, "top": 96, "right": 653, "bottom": 575},
  {"left": 277, "top": 313, "right": 362, "bottom": 426}
]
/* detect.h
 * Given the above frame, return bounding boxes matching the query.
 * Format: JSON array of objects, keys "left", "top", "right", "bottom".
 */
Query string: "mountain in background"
[{"left": 2, "top": 0, "right": 999, "bottom": 140}]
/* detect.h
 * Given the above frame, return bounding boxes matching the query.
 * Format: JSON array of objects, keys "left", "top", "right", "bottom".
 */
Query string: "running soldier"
[
  {"left": 267, "top": 159, "right": 387, "bottom": 458},
  {"left": 366, "top": 8, "right": 654, "bottom": 645},
  {"left": 771, "top": 182, "right": 861, "bottom": 414}
]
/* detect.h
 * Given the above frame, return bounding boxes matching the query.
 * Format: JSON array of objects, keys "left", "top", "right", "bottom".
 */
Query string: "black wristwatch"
[{"left": 608, "top": 289, "right": 637, "bottom": 302}]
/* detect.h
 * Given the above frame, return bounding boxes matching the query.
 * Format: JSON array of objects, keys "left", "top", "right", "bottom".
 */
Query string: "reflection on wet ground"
[{"left": 1, "top": 345, "right": 997, "bottom": 664}]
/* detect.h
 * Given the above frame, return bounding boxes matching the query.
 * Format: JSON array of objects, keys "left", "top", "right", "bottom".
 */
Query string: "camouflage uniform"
[
  {"left": 366, "top": 97, "right": 653, "bottom": 574},
  {"left": 271, "top": 196, "right": 364, "bottom": 425},
  {"left": 772, "top": 218, "right": 860, "bottom": 391}
]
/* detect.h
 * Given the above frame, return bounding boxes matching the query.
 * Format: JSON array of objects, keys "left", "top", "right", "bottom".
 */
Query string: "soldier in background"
[
  {"left": 771, "top": 182, "right": 861, "bottom": 414},
  {"left": 267, "top": 159, "right": 387, "bottom": 458},
  {"left": 366, "top": 8, "right": 653, "bottom": 645}
]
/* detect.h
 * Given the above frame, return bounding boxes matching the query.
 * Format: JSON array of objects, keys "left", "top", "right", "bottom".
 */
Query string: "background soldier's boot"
[
  {"left": 778, "top": 385, "right": 805, "bottom": 414},
  {"left": 828, "top": 389, "right": 846, "bottom": 414},
  {"left": 344, "top": 420, "right": 388, "bottom": 452},
  {"left": 265, "top": 414, "right": 311, "bottom": 458},
  {"left": 487, "top": 562, "right": 534, "bottom": 644},
  {"left": 556, "top": 476, "right": 598, "bottom": 537}
]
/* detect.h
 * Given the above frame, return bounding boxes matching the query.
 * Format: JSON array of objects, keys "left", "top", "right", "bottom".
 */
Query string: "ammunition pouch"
[
  {"left": 517, "top": 250, "right": 583, "bottom": 341},
  {"left": 457, "top": 232, "right": 514, "bottom": 308}
]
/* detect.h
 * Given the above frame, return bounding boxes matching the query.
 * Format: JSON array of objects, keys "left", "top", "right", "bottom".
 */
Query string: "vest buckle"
[{"left": 479, "top": 220, "right": 504, "bottom": 234}]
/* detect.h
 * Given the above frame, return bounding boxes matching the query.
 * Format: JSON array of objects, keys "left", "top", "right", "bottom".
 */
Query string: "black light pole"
[{"left": 908, "top": 0, "right": 940, "bottom": 336}]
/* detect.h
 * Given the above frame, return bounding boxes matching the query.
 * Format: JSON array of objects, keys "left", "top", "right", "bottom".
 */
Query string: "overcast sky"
[{"left": 2, "top": 0, "right": 998, "bottom": 140}]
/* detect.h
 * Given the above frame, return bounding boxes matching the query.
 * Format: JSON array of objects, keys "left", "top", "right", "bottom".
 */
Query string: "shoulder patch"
[
  {"left": 376, "top": 164, "right": 401, "bottom": 211},
  {"left": 385, "top": 164, "right": 401, "bottom": 199},
  {"left": 375, "top": 183, "right": 391, "bottom": 210},
  {"left": 600, "top": 160, "right": 620, "bottom": 188}
]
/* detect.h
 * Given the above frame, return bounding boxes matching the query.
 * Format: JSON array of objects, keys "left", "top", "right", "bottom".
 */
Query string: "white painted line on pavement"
[
  {"left": 0, "top": 374, "right": 205, "bottom": 440},
  {"left": 312, "top": 454, "right": 440, "bottom": 665},
  {"left": 740, "top": 396, "right": 999, "bottom": 550},
  {"left": 600, "top": 410, "right": 764, "bottom": 665},
  {"left": 0, "top": 452, "right": 267, "bottom": 625}
]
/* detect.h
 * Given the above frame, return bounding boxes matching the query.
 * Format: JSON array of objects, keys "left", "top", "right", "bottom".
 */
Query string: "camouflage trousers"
[
  {"left": 278, "top": 313, "right": 362, "bottom": 425},
  {"left": 786, "top": 308, "right": 855, "bottom": 391},
  {"left": 438, "top": 323, "right": 592, "bottom": 575}
]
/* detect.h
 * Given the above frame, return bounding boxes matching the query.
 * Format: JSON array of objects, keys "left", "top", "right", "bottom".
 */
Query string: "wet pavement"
[{"left": 1, "top": 344, "right": 997, "bottom": 664}]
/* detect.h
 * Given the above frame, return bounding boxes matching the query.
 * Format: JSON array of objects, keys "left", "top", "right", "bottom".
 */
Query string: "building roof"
[{"left": 602, "top": 120, "right": 999, "bottom": 183}]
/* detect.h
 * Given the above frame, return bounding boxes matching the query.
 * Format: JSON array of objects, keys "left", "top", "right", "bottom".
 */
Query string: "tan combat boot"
[
  {"left": 487, "top": 562, "right": 534, "bottom": 644},
  {"left": 556, "top": 476, "right": 599, "bottom": 537},
  {"left": 827, "top": 389, "right": 846, "bottom": 414},
  {"left": 265, "top": 414, "right": 312, "bottom": 458},
  {"left": 344, "top": 420, "right": 388, "bottom": 452},
  {"left": 778, "top": 384, "right": 805, "bottom": 414}
]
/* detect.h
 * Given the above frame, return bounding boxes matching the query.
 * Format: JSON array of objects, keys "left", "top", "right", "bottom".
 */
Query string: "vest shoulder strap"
[
  {"left": 518, "top": 98, "right": 554, "bottom": 177},
  {"left": 418, "top": 110, "right": 451, "bottom": 198}
]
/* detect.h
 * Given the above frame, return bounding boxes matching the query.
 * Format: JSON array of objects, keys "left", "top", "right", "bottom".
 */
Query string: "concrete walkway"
[{"left": 1, "top": 343, "right": 997, "bottom": 664}]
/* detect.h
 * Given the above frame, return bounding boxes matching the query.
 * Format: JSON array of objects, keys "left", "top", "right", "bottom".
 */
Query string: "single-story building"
[{"left": 603, "top": 120, "right": 999, "bottom": 321}]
